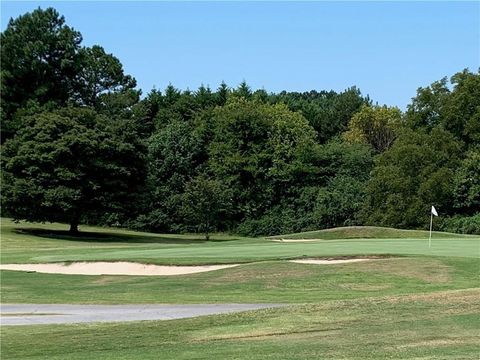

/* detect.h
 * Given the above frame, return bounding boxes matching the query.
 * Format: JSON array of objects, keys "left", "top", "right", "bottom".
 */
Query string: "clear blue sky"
[{"left": 2, "top": 1, "right": 479, "bottom": 108}]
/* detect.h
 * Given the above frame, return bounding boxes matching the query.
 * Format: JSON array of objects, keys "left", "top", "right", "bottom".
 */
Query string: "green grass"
[
  {"left": 2, "top": 256, "right": 477, "bottom": 304},
  {"left": 1, "top": 218, "right": 479, "bottom": 359},
  {"left": 2, "top": 289, "right": 479, "bottom": 359},
  {"left": 2, "top": 218, "right": 478, "bottom": 265},
  {"left": 269, "top": 225, "right": 474, "bottom": 240}
]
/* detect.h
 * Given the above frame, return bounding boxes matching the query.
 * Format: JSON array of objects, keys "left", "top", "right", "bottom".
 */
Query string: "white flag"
[{"left": 431, "top": 206, "right": 438, "bottom": 217}]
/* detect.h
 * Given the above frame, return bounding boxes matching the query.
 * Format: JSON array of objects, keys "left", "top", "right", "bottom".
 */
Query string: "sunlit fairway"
[
  {"left": 1, "top": 218, "right": 479, "bottom": 359},
  {"left": 1, "top": 219, "right": 477, "bottom": 265}
]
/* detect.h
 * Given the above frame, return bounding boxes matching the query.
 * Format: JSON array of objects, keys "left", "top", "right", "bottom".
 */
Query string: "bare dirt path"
[{"left": 1, "top": 304, "right": 284, "bottom": 326}]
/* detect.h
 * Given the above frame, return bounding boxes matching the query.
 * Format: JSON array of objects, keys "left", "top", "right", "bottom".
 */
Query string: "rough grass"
[
  {"left": 1, "top": 257, "right": 477, "bottom": 304},
  {"left": 2, "top": 289, "right": 479, "bottom": 359}
]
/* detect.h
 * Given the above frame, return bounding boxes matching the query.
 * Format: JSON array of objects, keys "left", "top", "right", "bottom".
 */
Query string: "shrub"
[{"left": 437, "top": 214, "right": 480, "bottom": 235}]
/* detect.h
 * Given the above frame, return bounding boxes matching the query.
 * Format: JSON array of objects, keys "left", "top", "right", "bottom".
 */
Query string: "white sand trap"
[
  {"left": 0, "top": 262, "right": 240, "bottom": 276},
  {"left": 290, "top": 259, "right": 370, "bottom": 265},
  {"left": 271, "top": 239, "right": 319, "bottom": 242}
]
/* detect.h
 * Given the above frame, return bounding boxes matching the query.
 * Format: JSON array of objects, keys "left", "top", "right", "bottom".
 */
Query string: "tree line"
[{"left": 2, "top": 8, "right": 479, "bottom": 236}]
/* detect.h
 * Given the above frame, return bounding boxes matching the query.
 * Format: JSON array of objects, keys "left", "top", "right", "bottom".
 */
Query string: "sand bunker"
[
  {"left": 0, "top": 258, "right": 377, "bottom": 276},
  {"left": 0, "top": 262, "right": 240, "bottom": 276},
  {"left": 290, "top": 259, "right": 370, "bottom": 265}
]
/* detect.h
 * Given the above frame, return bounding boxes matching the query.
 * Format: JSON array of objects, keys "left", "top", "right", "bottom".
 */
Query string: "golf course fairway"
[{"left": 1, "top": 218, "right": 479, "bottom": 359}]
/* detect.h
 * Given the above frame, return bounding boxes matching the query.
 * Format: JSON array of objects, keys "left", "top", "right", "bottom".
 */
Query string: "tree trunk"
[
  {"left": 69, "top": 218, "right": 79, "bottom": 234},
  {"left": 205, "top": 220, "right": 210, "bottom": 241}
]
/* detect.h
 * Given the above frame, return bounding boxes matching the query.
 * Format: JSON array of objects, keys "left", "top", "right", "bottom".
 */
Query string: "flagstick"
[{"left": 429, "top": 212, "right": 433, "bottom": 249}]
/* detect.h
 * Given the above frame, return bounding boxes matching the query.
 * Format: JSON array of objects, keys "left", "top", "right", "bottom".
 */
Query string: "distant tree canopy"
[
  {"left": 365, "top": 69, "right": 480, "bottom": 231},
  {"left": 406, "top": 69, "right": 480, "bottom": 148},
  {"left": 344, "top": 105, "right": 402, "bottom": 153},
  {"left": 271, "top": 87, "right": 370, "bottom": 143},
  {"left": 1, "top": 7, "right": 479, "bottom": 235},
  {"left": 362, "top": 127, "right": 462, "bottom": 228}
]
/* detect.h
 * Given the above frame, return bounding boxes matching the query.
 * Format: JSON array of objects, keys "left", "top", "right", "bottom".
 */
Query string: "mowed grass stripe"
[{"left": 23, "top": 238, "right": 480, "bottom": 264}]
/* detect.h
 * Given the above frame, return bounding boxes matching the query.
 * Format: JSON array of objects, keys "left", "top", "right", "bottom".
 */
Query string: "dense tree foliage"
[
  {"left": 344, "top": 105, "right": 402, "bottom": 152},
  {"left": 362, "top": 127, "right": 462, "bottom": 228},
  {"left": 453, "top": 149, "right": 480, "bottom": 214},
  {"left": 1, "top": 8, "right": 137, "bottom": 143},
  {"left": 2, "top": 8, "right": 479, "bottom": 235},
  {"left": 205, "top": 99, "right": 317, "bottom": 219},
  {"left": 271, "top": 87, "right": 369, "bottom": 143},
  {"left": 135, "top": 119, "right": 205, "bottom": 232},
  {"left": 2, "top": 107, "right": 146, "bottom": 232},
  {"left": 0, "top": 8, "right": 82, "bottom": 141},
  {"left": 406, "top": 69, "right": 480, "bottom": 148},
  {"left": 181, "top": 175, "right": 233, "bottom": 240},
  {"left": 1, "top": 8, "right": 145, "bottom": 232},
  {"left": 362, "top": 69, "right": 480, "bottom": 232},
  {"left": 74, "top": 45, "right": 137, "bottom": 108}
]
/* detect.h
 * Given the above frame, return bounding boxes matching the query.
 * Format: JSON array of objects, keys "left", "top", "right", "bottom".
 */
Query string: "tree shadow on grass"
[{"left": 14, "top": 228, "right": 237, "bottom": 244}]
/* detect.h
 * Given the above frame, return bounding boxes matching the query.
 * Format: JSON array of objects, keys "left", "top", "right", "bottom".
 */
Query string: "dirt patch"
[
  {"left": 355, "top": 258, "right": 452, "bottom": 283},
  {"left": 90, "top": 276, "right": 137, "bottom": 285},
  {"left": 339, "top": 283, "right": 391, "bottom": 291},
  {"left": 387, "top": 288, "right": 480, "bottom": 306},
  {"left": 0, "top": 262, "right": 240, "bottom": 276},
  {"left": 194, "top": 327, "right": 341, "bottom": 343},
  {"left": 209, "top": 262, "right": 318, "bottom": 287},
  {"left": 394, "top": 337, "right": 478, "bottom": 349}
]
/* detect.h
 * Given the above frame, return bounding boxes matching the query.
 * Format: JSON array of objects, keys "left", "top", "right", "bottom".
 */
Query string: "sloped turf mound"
[{"left": 269, "top": 226, "right": 470, "bottom": 240}]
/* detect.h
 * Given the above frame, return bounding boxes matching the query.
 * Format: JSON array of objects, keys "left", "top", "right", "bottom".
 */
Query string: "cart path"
[{"left": 1, "top": 303, "right": 285, "bottom": 326}]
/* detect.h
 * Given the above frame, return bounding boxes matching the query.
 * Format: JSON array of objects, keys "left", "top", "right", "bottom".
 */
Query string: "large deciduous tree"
[
  {"left": 205, "top": 99, "right": 317, "bottom": 221},
  {"left": 2, "top": 107, "right": 146, "bottom": 233}
]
